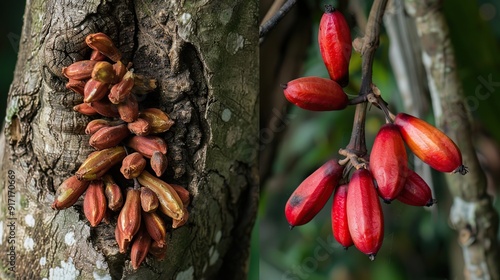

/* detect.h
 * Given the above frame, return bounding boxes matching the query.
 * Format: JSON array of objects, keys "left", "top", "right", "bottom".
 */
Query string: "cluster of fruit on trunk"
[
  {"left": 52, "top": 33, "right": 190, "bottom": 269},
  {"left": 282, "top": 6, "right": 467, "bottom": 260}
]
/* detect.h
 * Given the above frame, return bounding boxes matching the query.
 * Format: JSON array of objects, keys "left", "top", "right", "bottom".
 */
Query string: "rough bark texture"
[
  {"left": 0, "top": 0, "right": 258, "bottom": 279},
  {"left": 406, "top": 1, "right": 500, "bottom": 279}
]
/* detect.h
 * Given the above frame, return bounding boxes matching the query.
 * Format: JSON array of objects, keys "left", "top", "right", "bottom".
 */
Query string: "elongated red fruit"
[
  {"left": 331, "top": 184, "right": 353, "bottom": 249},
  {"left": 370, "top": 124, "right": 408, "bottom": 202},
  {"left": 282, "top": 77, "right": 348, "bottom": 111},
  {"left": 285, "top": 159, "right": 344, "bottom": 227},
  {"left": 319, "top": 5, "right": 352, "bottom": 87},
  {"left": 397, "top": 169, "right": 435, "bottom": 207},
  {"left": 394, "top": 113, "right": 466, "bottom": 174},
  {"left": 347, "top": 169, "right": 384, "bottom": 260}
]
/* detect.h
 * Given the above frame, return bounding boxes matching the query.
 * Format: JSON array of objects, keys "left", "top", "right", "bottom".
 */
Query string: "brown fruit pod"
[
  {"left": 149, "top": 240, "right": 167, "bottom": 260},
  {"left": 52, "top": 176, "right": 90, "bottom": 210},
  {"left": 172, "top": 207, "right": 189, "bottom": 229},
  {"left": 142, "top": 211, "right": 167, "bottom": 247},
  {"left": 120, "top": 152, "right": 147, "bottom": 179},
  {"left": 118, "top": 95, "right": 139, "bottom": 123},
  {"left": 130, "top": 225, "right": 152, "bottom": 270},
  {"left": 90, "top": 99, "right": 120, "bottom": 118},
  {"left": 73, "top": 103, "right": 98, "bottom": 116},
  {"left": 83, "top": 180, "right": 107, "bottom": 227},
  {"left": 103, "top": 174, "right": 124, "bottom": 211},
  {"left": 66, "top": 79, "right": 86, "bottom": 95},
  {"left": 85, "top": 33, "right": 122, "bottom": 62},
  {"left": 90, "top": 50, "right": 107, "bottom": 61},
  {"left": 118, "top": 189, "right": 142, "bottom": 241},
  {"left": 62, "top": 60, "right": 97, "bottom": 80},
  {"left": 140, "top": 186, "right": 159, "bottom": 212},
  {"left": 126, "top": 135, "right": 167, "bottom": 158},
  {"left": 92, "top": 61, "right": 116, "bottom": 84},
  {"left": 137, "top": 171, "right": 184, "bottom": 220},
  {"left": 283, "top": 77, "right": 348, "bottom": 111},
  {"left": 113, "top": 61, "right": 128, "bottom": 82},
  {"left": 76, "top": 146, "right": 127, "bottom": 181},
  {"left": 109, "top": 71, "right": 134, "bottom": 104},
  {"left": 89, "top": 124, "right": 130, "bottom": 150},
  {"left": 84, "top": 79, "right": 110, "bottom": 103},
  {"left": 85, "top": 119, "right": 113, "bottom": 135},
  {"left": 115, "top": 225, "right": 130, "bottom": 253},
  {"left": 150, "top": 151, "right": 168, "bottom": 177},
  {"left": 170, "top": 184, "right": 190, "bottom": 206},
  {"left": 140, "top": 108, "right": 175, "bottom": 134},
  {"left": 127, "top": 118, "right": 151, "bottom": 136}
]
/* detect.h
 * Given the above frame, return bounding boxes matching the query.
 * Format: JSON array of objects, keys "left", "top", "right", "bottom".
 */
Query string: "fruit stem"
[{"left": 343, "top": 0, "right": 388, "bottom": 163}]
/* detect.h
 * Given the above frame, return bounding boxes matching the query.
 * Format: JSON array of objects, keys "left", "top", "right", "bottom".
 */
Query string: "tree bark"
[{"left": 0, "top": 0, "right": 258, "bottom": 279}]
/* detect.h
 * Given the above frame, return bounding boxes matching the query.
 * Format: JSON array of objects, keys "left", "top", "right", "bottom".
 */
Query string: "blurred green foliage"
[
  {"left": 259, "top": 0, "right": 500, "bottom": 279},
  {"left": 0, "top": 1, "right": 25, "bottom": 122}
]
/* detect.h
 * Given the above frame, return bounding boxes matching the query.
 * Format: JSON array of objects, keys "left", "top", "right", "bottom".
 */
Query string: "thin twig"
[
  {"left": 344, "top": 0, "right": 388, "bottom": 159},
  {"left": 259, "top": 0, "right": 298, "bottom": 44}
]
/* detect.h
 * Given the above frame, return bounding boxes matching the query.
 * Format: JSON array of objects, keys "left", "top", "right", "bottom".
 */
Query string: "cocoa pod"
[
  {"left": 85, "top": 33, "right": 122, "bottom": 62},
  {"left": 370, "top": 123, "right": 408, "bottom": 202},
  {"left": 142, "top": 211, "right": 167, "bottom": 247},
  {"left": 52, "top": 176, "right": 90, "bottom": 210},
  {"left": 113, "top": 61, "right": 128, "bottom": 82},
  {"left": 118, "top": 189, "right": 142, "bottom": 241},
  {"left": 115, "top": 225, "right": 130, "bottom": 253},
  {"left": 85, "top": 119, "right": 113, "bottom": 135},
  {"left": 172, "top": 207, "right": 189, "bottom": 229},
  {"left": 84, "top": 79, "right": 109, "bottom": 103},
  {"left": 394, "top": 113, "right": 466, "bottom": 174},
  {"left": 285, "top": 159, "right": 344, "bottom": 227},
  {"left": 109, "top": 71, "right": 134, "bottom": 104},
  {"left": 282, "top": 77, "right": 348, "bottom": 111},
  {"left": 90, "top": 49, "right": 107, "bottom": 61},
  {"left": 62, "top": 60, "right": 97, "bottom": 80},
  {"left": 347, "top": 169, "right": 384, "bottom": 260},
  {"left": 83, "top": 180, "right": 107, "bottom": 227},
  {"left": 126, "top": 135, "right": 167, "bottom": 158},
  {"left": 66, "top": 79, "right": 85, "bottom": 95},
  {"left": 396, "top": 169, "right": 435, "bottom": 207},
  {"left": 73, "top": 103, "right": 98, "bottom": 116},
  {"left": 120, "top": 152, "right": 147, "bottom": 179},
  {"left": 319, "top": 5, "right": 352, "bottom": 87},
  {"left": 90, "top": 99, "right": 120, "bottom": 118},
  {"left": 140, "top": 108, "right": 174, "bottom": 134},
  {"left": 149, "top": 240, "right": 167, "bottom": 260},
  {"left": 89, "top": 124, "right": 130, "bottom": 150},
  {"left": 76, "top": 146, "right": 127, "bottom": 180},
  {"left": 140, "top": 186, "right": 159, "bottom": 212},
  {"left": 137, "top": 171, "right": 184, "bottom": 220},
  {"left": 130, "top": 225, "right": 152, "bottom": 270},
  {"left": 118, "top": 94, "right": 139, "bottom": 123},
  {"left": 150, "top": 151, "right": 168, "bottom": 177},
  {"left": 170, "top": 184, "right": 190, "bottom": 206},
  {"left": 331, "top": 184, "right": 353, "bottom": 249},
  {"left": 92, "top": 61, "right": 115, "bottom": 84},
  {"left": 103, "top": 174, "right": 124, "bottom": 211},
  {"left": 127, "top": 118, "right": 151, "bottom": 136}
]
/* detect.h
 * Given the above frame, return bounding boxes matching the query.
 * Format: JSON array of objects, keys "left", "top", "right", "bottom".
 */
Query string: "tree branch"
[
  {"left": 259, "top": 0, "right": 297, "bottom": 44},
  {"left": 344, "top": 0, "right": 388, "bottom": 160}
]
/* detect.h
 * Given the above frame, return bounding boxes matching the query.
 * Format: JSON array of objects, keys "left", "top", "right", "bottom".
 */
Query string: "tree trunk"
[{"left": 0, "top": 0, "right": 258, "bottom": 279}]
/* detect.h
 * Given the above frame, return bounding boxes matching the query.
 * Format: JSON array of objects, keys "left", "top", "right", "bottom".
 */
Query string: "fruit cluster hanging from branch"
[
  {"left": 282, "top": 2, "right": 467, "bottom": 261},
  {"left": 52, "top": 32, "right": 191, "bottom": 270}
]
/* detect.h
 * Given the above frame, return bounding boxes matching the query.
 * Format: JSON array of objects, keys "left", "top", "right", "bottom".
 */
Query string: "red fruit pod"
[
  {"left": 397, "top": 169, "right": 435, "bottom": 207},
  {"left": 394, "top": 113, "right": 466, "bottom": 174},
  {"left": 282, "top": 77, "right": 348, "bottom": 111},
  {"left": 285, "top": 159, "right": 344, "bottom": 227},
  {"left": 318, "top": 5, "right": 352, "bottom": 87},
  {"left": 331, "top": 184, "right": 353, "bottom": 249},
  {"left": 347, "top": 169, "right": 384, "bottom": 260},
  {"left": 370, "top": 124, "right": 408, "bottom": 202}
]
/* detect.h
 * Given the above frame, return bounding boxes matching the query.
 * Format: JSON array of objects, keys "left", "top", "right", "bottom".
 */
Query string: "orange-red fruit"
[
  {"left": 283, "top": 77, "right": 348, "bottom": 111},
  {"left": 331, "top": 184, "right": 353, "bottom": 249},
  {"left": 397, "top": 169, "right": 435, "bottom": 207},
  {"left": 83, "top": 180, "right": 107, "bottom": 227},
  {"left": 394, "top": 113, "right": 466, "bottom": 174},
  {"left": 347, "top": 169, "right": 384, "bottom": 260},
  {"left": 370, "top": 124, "right": 408, "bottom": 202},
  {"left": 318, "top": 5, "right": 352, "bottom": 87},
  {"left": 285, "top": 159, "right": 344, "bottom": 227},
  {"left": 130, "top": 225, "right": 152, "bottom": 270}
]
